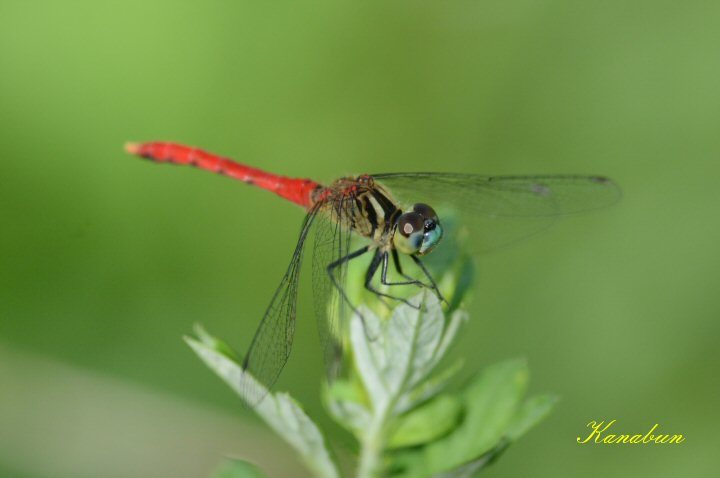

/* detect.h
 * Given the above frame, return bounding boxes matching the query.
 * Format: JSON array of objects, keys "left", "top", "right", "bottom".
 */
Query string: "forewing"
[
  {"left": 240, "top": 206, "right": 319, "bottom": 405},
  {"left": 372, "top": 173, "right": 620, "bottom": 254}
]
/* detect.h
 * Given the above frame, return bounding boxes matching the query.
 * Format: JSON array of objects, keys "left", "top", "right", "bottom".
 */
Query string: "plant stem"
[{"left": 356, "top": 399, "right": 391, "bottom": 478}]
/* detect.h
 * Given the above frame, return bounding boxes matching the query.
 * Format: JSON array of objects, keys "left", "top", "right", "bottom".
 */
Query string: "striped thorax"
[{"left": 313, "top": 175, "right": 401, "bottom": 247}]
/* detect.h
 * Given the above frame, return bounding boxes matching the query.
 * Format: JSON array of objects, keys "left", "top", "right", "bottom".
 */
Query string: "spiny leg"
[
  {"left": 382, "top": 250, "right": 424, "bottom": 287},
  {"left": 365, "top": 250, "right": 419, "bottom": 308},
  {"left": 386, "top": 249, "right": 447, "bottom": 305},
  {"left": 326, "top": 245, "right": 370, "bottom": 321},
  {"left": 410, "top": 255, "right": 448, "bottom": 304},
  {"left": 386, "top": 250, "right": 446, "bottom": 305}
]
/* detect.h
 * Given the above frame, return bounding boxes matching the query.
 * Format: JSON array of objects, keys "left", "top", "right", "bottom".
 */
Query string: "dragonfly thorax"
[{"left": 315, "top": 176, "right": 401, "bottom": 246}]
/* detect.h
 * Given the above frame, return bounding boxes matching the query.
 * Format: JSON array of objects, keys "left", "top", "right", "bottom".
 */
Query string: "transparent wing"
[
  {"left": 311, "top": 195, "right": 358, "bottom": 382},
  {"left": 372, "top": 173, "right": 621, "bottom": 254},
  {"left": 240, "top": 205, "right": 320, "bottom": 405},
  {"left": 240, "top": 197, "right": 363, "bottom": 405}
]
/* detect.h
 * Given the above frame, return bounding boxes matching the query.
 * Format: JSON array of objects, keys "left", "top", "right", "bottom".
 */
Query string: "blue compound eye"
[{"left": 418, "top": 221, "right": 443, "bottom": 255}]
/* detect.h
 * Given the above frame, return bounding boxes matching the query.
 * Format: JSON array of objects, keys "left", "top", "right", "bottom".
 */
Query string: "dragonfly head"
[{"left": 393, "top": 203, "right": 444, "bottom": 256}]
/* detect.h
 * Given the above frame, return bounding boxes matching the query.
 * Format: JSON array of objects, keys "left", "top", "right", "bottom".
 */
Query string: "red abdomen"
[{"left": 125, "top": 142, "right": 320, "bottom": 209}]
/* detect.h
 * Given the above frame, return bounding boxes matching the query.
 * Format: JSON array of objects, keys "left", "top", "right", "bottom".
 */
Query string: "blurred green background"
[{"left": 1, "top": 1, "right": 718, "bottom": 477}]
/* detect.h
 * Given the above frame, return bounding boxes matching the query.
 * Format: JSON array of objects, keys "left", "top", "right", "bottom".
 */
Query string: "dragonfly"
[{"left": 125, "top": 141, "right": 620, "bottom": 404}]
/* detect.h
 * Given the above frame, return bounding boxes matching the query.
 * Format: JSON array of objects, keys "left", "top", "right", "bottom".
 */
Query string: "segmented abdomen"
[{"left": 125, "top": 142, "right": 320, "bottom": 209}]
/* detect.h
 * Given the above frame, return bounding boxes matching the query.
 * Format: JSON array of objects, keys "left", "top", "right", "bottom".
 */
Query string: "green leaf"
[
  {"left": 385, "top": 291, "right": 446, "bottom": 392},
  {"left": 192, "top": 323, "right": 241, "bottom": 362},
  {"left": 325, "top": 378, "right": 364, "bottom": 404},
  {"left": 350, "top": 291, "right": 450, "bottom": 411},
  {"left": 430, "top": 442, "right": 508, "bottom": 478},
  {"left": 324, "top": 379, "right": 371, "bottom": 434},
  {"left": 505, "top": 394, "right": 558, "bottom": 441},
  {"left": 211, "top": 459, "right": 268, "bottom": 478},
  {"left": 388, "top": 394, "right": 462, "bottom": 449},
  {"left": 429, "top": 310, "right": 467, "bottom": 371},
  {"left": 437, "top": 257, "right": 474, "bottom": 313},
  {"left": 396, "top": 359, "right": 464, "bottom": 414},
  {"left": 349, "top": 305, "right": 388, "bottom": 406},
  {"left": 186, "top": 332, "right": 340, "bottom": 478},
  {"left": 420, "top": 358, "right": 529, "bottom": 474}
]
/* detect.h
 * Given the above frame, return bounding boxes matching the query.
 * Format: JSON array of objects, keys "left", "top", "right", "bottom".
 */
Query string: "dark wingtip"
[
  {"left": 590, "top": 176, "right": 621, "bottom": 189},
  {"left": 592, "top": 176, "right": 623, "bottom": 205}
]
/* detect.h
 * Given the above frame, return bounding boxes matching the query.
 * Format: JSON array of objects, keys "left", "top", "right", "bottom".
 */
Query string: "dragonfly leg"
[
  {"left": 326, "top": 245, "right": 370, "bottom": 321},
  {"left": 365, "top": 251, "right": 420, "bottom": 309},
  {"left": 410, "top": 255, "right": 448, "bottom": 305},
  {"left": 381, "top": 249, "right": 424, "bottom": 287},
  {"left": 326, "top": 245, "right": 384, "bottom": 341}
]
